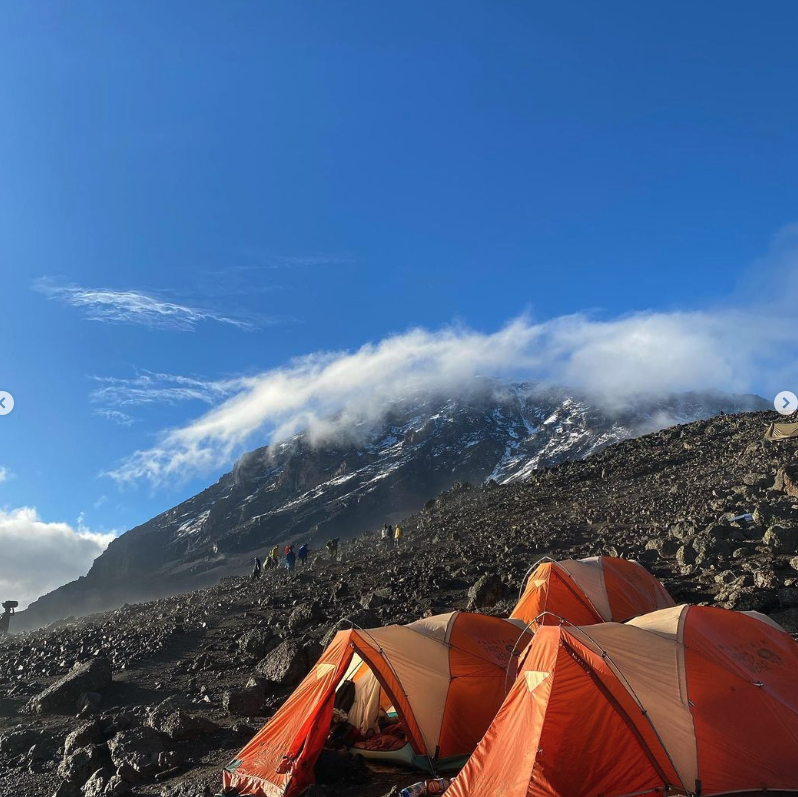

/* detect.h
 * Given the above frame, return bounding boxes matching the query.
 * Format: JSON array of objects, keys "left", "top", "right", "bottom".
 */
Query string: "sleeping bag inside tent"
[
  {"left": 223, "top": 611, "right": 532, "bottom": 797},
  {"left": 511, "top": 555, "right": 674, "bottom": 627},
  {"left": 447, "top": 605, "right": 798, "bottom": 797}
]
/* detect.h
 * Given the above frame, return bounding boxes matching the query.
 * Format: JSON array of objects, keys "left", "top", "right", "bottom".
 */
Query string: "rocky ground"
[{"left": 2, "top": 409, "right": 797, "bottom": 797}]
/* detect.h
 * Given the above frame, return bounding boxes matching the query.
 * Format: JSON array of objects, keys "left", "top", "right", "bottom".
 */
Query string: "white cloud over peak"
[
  {"left": 0, "top": 507, "right": 115, "bottom": 610},
  {"left": 105, "top": 307, "right": 795, "bottom": 486},
  {"left": 33, "top": 278, "right": 256, "bottom": 332}
]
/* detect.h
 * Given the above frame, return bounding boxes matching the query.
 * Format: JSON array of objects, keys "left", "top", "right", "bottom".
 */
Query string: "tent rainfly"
[
  {"left": 446, "top": 605, "right": 798, "bottom": 797},
  {"left": 223, "top": 611, "right": 532, "bottom": 797},
  {"left": 511, "top": 555, "right": 675, "bottom": 627},
  {"left": 765, "top": 421, "right": 798, "bottom": 440}
]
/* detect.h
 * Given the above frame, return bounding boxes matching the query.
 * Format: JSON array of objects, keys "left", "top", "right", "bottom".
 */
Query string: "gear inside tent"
[
  {"left": 446, "top": 605, "right": 798, "bottom": 797},
  {"left": 511, "top": 555, "right": 675, "bottom": 627},
  {"left": 223, "top": 611, "right": 532, "bottom": 797}
]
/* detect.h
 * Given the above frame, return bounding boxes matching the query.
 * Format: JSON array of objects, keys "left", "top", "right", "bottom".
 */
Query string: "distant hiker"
[
  {"left": 381, "top": 525, "right": 390, "bottom": 549},
  {"left": 285, "top": 546, "right": 297, "bottom": 577},
  {"left": 269, "top": 546, "right": 279, "bottom": 566},
  {"left": 264, "top": 553, "right": 275, "bottom": 571},
  {"left": 252, "top": 556, "right": 262, "bottom": 580},
  {"left": 298, "top": 543, "right": 309, "bottom": 566},
  {"left": 394, "top": 525, "right": 403, "bottom": 548},
  {"left": 284, "top": 544, "right": 292, "bottom": 557},
  {"left": 0, "top": 601, "right": 16, "bottom": 636},
  {"left": 326, "top": 538, "right": 339, "bottom": 560}
]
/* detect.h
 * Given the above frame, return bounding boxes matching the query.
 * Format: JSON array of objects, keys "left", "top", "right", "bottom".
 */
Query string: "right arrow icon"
[{"left": 775, "top": 391, "right": 798, "bottom": 416}]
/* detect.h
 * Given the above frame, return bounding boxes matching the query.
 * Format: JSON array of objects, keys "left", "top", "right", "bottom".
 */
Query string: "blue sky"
[{"left": 2, "top": 2, "right": 798, "bottom": 604}]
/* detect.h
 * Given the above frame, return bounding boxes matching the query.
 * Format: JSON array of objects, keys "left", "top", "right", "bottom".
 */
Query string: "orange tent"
[
  {"left": 447, "top": 605, "right": 798, "bottom": 797},
  {"left": 511, "top": 555, "right": 675, "bottom": 627},
  {"left": 223, "top": 611, "right": 532, "bottom": 797}
]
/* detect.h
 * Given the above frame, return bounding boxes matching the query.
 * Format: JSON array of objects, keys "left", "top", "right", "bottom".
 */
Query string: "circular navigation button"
[
  {"left": 0, "top": 391, "right": 14, "bottom": 416},
  {"left": 775, "top": 391, "right": 798, "bottom": 416}
]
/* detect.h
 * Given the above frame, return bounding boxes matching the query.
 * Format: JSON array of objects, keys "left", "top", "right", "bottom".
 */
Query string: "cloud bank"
[
  {"left": 33, "top": 278, "right": 256, "bottom": 332},
  {"left": 105, "top": 301, "right": 796, "bottom": 485},
  {"left": 0, "top": 508, "right": 115, "bottom": 610}
]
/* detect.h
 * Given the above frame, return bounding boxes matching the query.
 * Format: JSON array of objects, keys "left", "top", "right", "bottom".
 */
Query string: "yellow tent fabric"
[{"left": 764, "top": 421, "right": 798, "bottom": 440}]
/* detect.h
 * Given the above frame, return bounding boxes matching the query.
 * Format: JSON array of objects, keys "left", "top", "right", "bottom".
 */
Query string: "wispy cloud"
[
  {"left": 0, "top": 507, "right": 115, "bottom": 610},
  {"left": 105, "top": 226, "right": 798, "bottom": 487},
  {"left": 0, "top": 466, "right": 12, "bottom": 484},
  {"left": 33, "top": 278, "right": 257, "bottom": 332},
  {"left": 93, "top": 409, "right": 137, "bottom": 427},
  {"left": 91, "top": 370, "right": 242, "bottom": 408}
]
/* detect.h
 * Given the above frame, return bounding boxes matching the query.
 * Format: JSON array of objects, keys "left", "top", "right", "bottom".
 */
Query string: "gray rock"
[
  {"left": 52, "top": 782, "right": 81, "bottom": 797},
  {"left": 772, "top": 465, "right": 798, "bottom": 498},
  {"left": 256, "top": 639, "right": 321, "bottom": 686},
  {"left": 107, "top": 726, "right": 165, "bottom": 780},
  {"left": 223, "top": 686, "right": 266, "bottom": 717},
  {"left": 288, "top": 602, "right": 324, "bottom": 632},
  {"left": 77, "top": 691, "right": 103, "bottom": 715},
  {"left": 763, "top": 526, "right": 798, "bottom": 553},
  {"left": 81, "top": 769, "right": 109, "bottom": 797},
  {"left": 158, "top": 709, "right": 219, "bottom": 741},
  {"left": 104, "top": 775, "right": 132, "bottom": 797},
  {"left": 28, "top": 658, "right": 112, "bottom": 714},
  {"left": 0, "top": 727, "right": 42, "bottom": 754},
  {"left": 468, "top": 574, "right": 505, "bottom": 608},
  {"left": 64, "top": 720, "right": 105, "bottom": 757},
  {"left": 644, "top": 537, "right": 680, "bottom": 557},
  {"left": 238, "top": 628, "right": 275, "bottom": 659},
  {"left": 57, "top": 745, "right": 105, "bottom": 787}
]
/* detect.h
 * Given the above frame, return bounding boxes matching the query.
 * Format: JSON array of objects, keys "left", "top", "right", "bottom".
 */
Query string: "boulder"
[
  {"left": 103, "top": 776, "right": 132, "bottom": 797},
  {"left": 77, "top": 691, "right": 103, "bottom": 715},
  {"left": 256, "top": 639, "right": 322, "bottom": 686},
  {"left": 467, "top": 574, "right": 505, "bottom": 609},
  {"left": 28, "top": 657, "right": 112, "bottom": 714},
  {"left": 223, "top": 686, "right": 266, "bottom": 717},
  {"left": 159, "top": 710, "right": 219, "bottom": 741},
  {"left": 773, "top": 465, "right": 798, "bottom": 498},
  {"left": 64, "top": 720, "right": 105, "bottom": 757},
  {"left": 238, "top": 628, "right": 275, "bottom": 660},
  {"left": 107, "top": 726, "right": 165, "bottom": 780},
  {"left": 763, "top": 526, "right": 798, "bottom": 553},
  {"left": 288, "top": 602, "right": 324, "bottom": 632},
  {"left": 0, "top": 727, "right": 43, "bottom": 754},
  {"left": 81, "top": 768, "right": 109, "bottom": 797},
  {"left": 754, "top": 569, "right": 779, "bottom": 590},
  {"left": 57, "top": 745, "right": 105, "bottom": 787},
  {"left": 52, "top": 782, "right": 81, "bottom": 797},
  {"left": 644, "top": 537, "right": 680, "bottom": 557}
]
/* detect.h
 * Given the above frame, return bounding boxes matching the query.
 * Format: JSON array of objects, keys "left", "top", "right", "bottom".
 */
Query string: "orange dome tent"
[
  {"left": 511, "top": 555, "right": 674, "bottom": 627},
  {"left": 447, "top": 605, "right": 798, "bottom": 797},
  {"left": 223, "top": 611, "right": 532, "bottom": 797}
]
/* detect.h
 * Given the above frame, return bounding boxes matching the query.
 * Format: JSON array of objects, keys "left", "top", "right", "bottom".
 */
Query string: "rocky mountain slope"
[
  {"left": 21, "top": 383, "right": 766, "bottom": 629},
  {"left": 1, "top": 409, "right": 797, "bottom": 797}
]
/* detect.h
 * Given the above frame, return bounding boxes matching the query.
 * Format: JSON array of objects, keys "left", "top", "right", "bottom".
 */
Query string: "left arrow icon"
[{"left": 0, "top": 392, "right": 13, "bottom": 416}]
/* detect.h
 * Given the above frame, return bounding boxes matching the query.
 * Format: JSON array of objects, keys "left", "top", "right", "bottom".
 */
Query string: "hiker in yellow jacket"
[{"left": 394, "top": 525, "right": 403, "bottom": 548}]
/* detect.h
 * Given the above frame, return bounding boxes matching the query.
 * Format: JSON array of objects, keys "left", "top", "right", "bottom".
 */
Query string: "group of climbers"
[
  {"left": 251, "top": 541, "right": 311, "bottom": 580},
  {"left": 380, "top": 523, "right": 403, "bottom": 549},
  {"left": 251, "top": 520, "right": 406, "bottom": 582}
]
